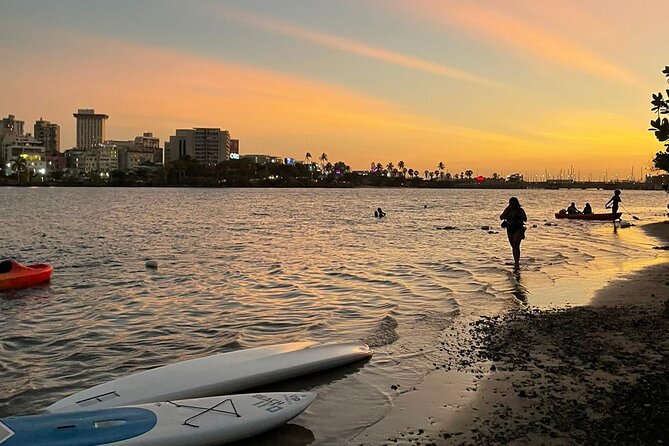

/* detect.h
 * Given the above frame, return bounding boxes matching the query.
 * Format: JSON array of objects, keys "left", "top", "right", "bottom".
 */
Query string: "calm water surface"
[{"left": 0, "top": 187, "right": 666, "bottom": 444}]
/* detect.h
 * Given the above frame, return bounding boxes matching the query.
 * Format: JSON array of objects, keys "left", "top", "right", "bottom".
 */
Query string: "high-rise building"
[
  {"left": 134, "top": 132, "right": 159, "bottom": 150},
  {"left": 0, "top": 114, "right": 25, "bottom": 150},
  {"left": 1, "top": 114, "right": 25, "bottom": 138},
  {"left": 73, "top": 109, "right": 108, "bottom": 149},
  {"left": 82, "top": 142, "right": 118, "bottom": 173},
  {"left": 134, "top": 132, "right": 162, "bottom": 165},
  {"left": 34, "top": 118, "right": 60, "bottom": 152},
  {"left": 164, "top": 128, "right": 230, "bottom": 166}
]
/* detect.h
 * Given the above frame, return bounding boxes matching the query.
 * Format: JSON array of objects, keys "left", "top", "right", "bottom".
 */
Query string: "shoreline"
[
  {"left": 350, "top": 222, "right": 669, "bottom": 445},
  {"left": 0, "top": 183, "right": 663, "bottom": 191}
]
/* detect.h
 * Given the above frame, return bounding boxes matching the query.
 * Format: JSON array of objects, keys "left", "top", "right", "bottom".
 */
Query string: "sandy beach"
[{"left": 351, "top": 222, "right": 669, "bottom": 445}]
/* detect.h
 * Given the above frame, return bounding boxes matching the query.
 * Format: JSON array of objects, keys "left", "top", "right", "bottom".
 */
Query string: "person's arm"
[
  {"left": 605, "top": 197, "right": 613, "bottom": 207},
  {"left": 521, "top": 208, "right": 527, "bottom": 222},
  {"left": 500, "top": 206, "right": 510, "bottom": 220}
]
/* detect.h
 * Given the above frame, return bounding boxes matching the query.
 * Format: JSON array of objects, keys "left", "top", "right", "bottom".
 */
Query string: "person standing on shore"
[
  {"left": 500, "top": 197, "right": 527, "bottom": 269},
  {"left": 605, "top": 190, "right": 622, "bottom": 217}
]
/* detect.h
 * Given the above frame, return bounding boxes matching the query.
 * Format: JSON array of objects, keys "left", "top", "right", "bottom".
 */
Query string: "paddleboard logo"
[
  {"left": 251, "top": 394, "right": 285, "bottom": 413},
  {"left": 284, "top": 393, "right": 308, "bottom": 404},
  {"left": 0, "top": 422, "right": 14, "bottom": 444}
]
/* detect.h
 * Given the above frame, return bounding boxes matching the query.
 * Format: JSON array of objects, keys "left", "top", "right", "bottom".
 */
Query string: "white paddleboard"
[
  {"left": 2, "top": 392, "right": 315, "bottom": 446},
  {"left": 47, "top": 341, "right": 371, "bottom": 413}
]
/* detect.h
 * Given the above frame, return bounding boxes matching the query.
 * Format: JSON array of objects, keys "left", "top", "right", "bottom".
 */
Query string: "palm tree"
[
  {"left": 10, "top": 157, "right": 28, "bottom": 184},
  {"left": 424, "top": 169, "right": 429, "bottom": 179},
  {"left": 398, "top": 160, "right": 405, "bottom": 177},
  {"left": 438, "top": 162, "right": 445, "bottom": 178},
  {"left": 460, "top": 171, "right": 465, "bottom": 179},
  {"left": 386, "top": 162, "right": 394, "bottom": 177},
  {"left": 408, "top": 168, "right": 414, "bottom": 177},
  {"left": 305, "top": 152, "right": 313, "bottom": 181},
  {"left": 445, "top": 172, "right": 452, "bottom": 180},
  {"left": 319, "top": 152, "right": 328, "bottom": 166},
  {"left": 465, "top": 169, "right": 473, "bottom": 179}
]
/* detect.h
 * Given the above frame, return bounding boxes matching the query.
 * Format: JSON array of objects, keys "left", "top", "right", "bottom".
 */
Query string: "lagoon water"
[{"left": 0, "top": 187, "right": 667, "bottom": 443}]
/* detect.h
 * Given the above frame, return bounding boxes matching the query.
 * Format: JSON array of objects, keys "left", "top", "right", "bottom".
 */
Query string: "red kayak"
[
  {"left": 555, "top": 211, "right": 622, "bottom": 221},
  {"left": 0, "top": 259, "right": 53, "bottom": 291}
]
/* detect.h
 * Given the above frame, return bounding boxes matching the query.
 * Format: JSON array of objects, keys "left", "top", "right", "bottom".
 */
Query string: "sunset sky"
[{"left": 1, "top": 0, "right": 667, "bottom": 179}]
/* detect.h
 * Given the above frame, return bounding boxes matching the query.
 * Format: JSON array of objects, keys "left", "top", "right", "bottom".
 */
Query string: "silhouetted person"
[
  {"left": 500, "top": 197, "right": 527, "bottom": 269},
  {"left": 0, "top": 259, "right": 12, "bottom": 274},
  {"left": 583, "top": 203, "right": 593, "bottom": 215},
  {"left": 567, "top": 202, "right": 581, "bottom": 214},
  {"left": 605, "top": 190, "right": 622, "bottom": 216},
  {"left": 375, "top": 207, "right": 386, "bottom": 218}
]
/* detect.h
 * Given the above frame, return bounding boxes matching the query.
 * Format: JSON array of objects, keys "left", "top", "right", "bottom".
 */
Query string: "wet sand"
[{"left": 352, "top": 222, "right": 669, "bottom": 445}]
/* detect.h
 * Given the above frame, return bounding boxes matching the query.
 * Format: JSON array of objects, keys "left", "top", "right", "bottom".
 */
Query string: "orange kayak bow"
[{"left": 0, "top": 259, "right": 53, "bottom": 291}]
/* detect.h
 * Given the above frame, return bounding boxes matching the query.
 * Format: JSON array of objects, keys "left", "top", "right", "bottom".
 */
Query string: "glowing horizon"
[{"left": 0, "top": 0, "right": 666, "bottom": 179}]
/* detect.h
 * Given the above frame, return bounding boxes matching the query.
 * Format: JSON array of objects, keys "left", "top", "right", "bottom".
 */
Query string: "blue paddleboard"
[{"left": 0, "top": 407, "right": 156, "bottom": 446}]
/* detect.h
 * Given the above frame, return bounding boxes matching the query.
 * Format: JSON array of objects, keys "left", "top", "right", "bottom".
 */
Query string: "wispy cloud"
[
  {"left": 393, "top": 0, "right": 641, "bottom": 88},
  {"left": 209, "top": 5, "right": 501, "bottom": 88},
  {"left": 0, "top": 29, "right": 525, "bottom": 168}
]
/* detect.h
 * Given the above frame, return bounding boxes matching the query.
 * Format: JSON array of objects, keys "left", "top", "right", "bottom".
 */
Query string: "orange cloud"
[
  {"left": 0, "top": 28, "right": 653, "bottom": 177},
  {"left": 0, "top": 31, "right": 524, "bottom": 170},
  {"left": 209, "top": 5, "right": 501, "bottom": 88},
  {"left": 393, "top": 0, "right": 641, "bottom": 88}
]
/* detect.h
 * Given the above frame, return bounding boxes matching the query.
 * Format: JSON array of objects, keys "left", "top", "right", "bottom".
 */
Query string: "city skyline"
[{"left": 1, "top": 0, "right": 667, "bottom": 178}]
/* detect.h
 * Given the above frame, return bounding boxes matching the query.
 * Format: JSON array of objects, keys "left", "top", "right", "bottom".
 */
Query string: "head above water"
[{"left": 508, "top": 197, "right": 520, "bottom": 208}]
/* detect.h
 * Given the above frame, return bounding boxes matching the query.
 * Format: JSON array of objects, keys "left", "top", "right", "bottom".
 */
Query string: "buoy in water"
[{"left": 145, "top": 260, "right": 158, "bottom": 269}]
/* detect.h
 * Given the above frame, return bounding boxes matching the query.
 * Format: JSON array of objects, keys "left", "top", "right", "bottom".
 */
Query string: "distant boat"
[{"left": 555, "top": 212, "right": 622, "bottom": 221}]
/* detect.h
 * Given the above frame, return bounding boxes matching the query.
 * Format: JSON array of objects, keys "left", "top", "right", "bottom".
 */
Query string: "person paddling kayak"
[{"left": 605, "top": 190, "right": 622, "bottom": 217}]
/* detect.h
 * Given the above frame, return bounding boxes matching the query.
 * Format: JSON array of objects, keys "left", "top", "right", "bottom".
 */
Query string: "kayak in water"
[
  {"left": 0, "top": 259, "right": 53, "bottom": 291},
  {"left": 554, "top": 211, "right": 622, "bottom": 221}
]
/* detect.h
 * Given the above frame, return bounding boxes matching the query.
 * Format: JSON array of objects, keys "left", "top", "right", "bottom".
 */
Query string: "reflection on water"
[
  {"left": 510, "top": 270, "right": 528, "bottom": 303},
  {"left": 0, "top": 187, "right": 666, "bottom": 443}
]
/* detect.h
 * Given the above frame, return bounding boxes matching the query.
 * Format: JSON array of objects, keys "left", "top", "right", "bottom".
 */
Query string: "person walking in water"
[
  {"left": 374, "top": 207, "right": 386, "bottom": 218},
  {"left": 605, "top": 189, "right": 622, "bottom": 217},
  {"left": 500, "top": 197, "right": 527, "bottom": 269}
]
